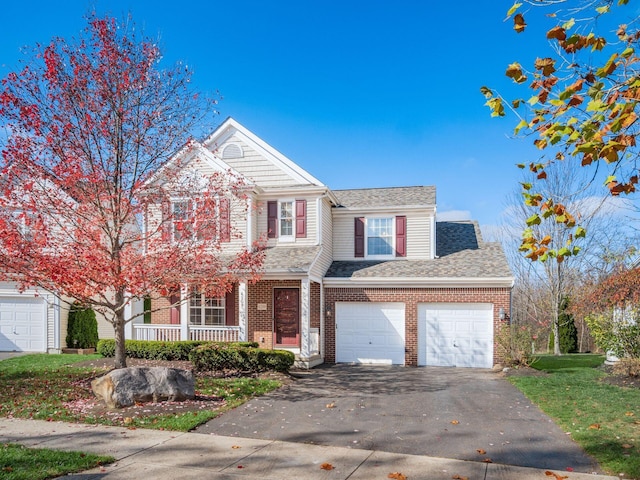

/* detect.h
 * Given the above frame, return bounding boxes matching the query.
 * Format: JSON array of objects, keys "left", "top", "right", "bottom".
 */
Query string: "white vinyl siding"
[
  {"left": 219, "top": 138, "right": 301, "bottom": 187},
  {"left": 310, "top": 196, "right": 334, "bottom": 278},
  {"left": 332, "top": 210, "right": 433, "bottom": 260}
]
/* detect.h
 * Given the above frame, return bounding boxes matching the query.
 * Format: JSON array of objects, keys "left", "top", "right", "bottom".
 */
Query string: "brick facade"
[
  {"left": 247, "top": 279, "right": 301, "bottom": 349},
  {"left": 324, "top": 287, "right": 511, "bottom": 366}
]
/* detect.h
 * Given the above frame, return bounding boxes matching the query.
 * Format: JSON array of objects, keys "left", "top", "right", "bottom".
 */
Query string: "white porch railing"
[
  {"left": 190, "top": 326, "right": 240, "bottom": 342},
  {"left": 132, "top": 324, "right": 240, "bottom": 342},
  {"left": 309, "top": 328, "right": 320, "bottom": 356}
]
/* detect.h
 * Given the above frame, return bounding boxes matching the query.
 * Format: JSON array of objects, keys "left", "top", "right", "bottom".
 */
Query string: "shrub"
[
  {"left": 66, "top": 303, "right": 99, "bottom": 349},
  {"left": 548, "top": 297, "right": 578, "bottom": 354},
  {"left": 586, "top": 310, "right": 640, "bottom": 360},
  {"left": 613, "top": 358, "right": 640, "bottom": 377},
  {"left": 495, "top": 323, "right": 534, "bottom": 367},
  {"left": 189, "top": 343, "right": 294, "bottom": 373},
  {"left": 96, "top": 339, "right": 258, "bottom": 360}
]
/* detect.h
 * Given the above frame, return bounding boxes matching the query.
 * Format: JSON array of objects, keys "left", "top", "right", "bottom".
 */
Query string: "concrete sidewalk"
[{"left": 0, "top": 418, "right": 617, "bottom": 480}]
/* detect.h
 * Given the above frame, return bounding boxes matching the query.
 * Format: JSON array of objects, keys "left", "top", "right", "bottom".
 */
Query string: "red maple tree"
[{"left": 0, "top": 14, "right": 263, "bottom": 368}]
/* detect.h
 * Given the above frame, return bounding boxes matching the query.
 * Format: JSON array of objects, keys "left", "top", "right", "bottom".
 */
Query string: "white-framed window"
[
  {"left": 189, "top": 293, "right": 225, "bottom": 326},
  {"left": 366, "top": 217, "right": 394, "bottom": 257},
  {"left": 279, "top": 200, "right": 294, "bottom": 238},
  {"left": 172, "top": 200, "right": 193, "bottom": 242}
]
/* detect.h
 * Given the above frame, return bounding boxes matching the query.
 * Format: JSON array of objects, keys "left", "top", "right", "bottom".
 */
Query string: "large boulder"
[{"left": 91, "top": 367, "right": 195, "bottom": 409}]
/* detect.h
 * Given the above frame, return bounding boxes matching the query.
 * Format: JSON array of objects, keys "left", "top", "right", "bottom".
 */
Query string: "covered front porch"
[{"left": 133, "top": 278, "right": 323, "bottom": 368}]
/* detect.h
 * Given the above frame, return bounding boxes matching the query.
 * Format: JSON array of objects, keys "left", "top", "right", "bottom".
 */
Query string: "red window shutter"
[
  {"left": 225, "top": 285, "right": 236, "bottom": 326},
  {"left": 220, "top": 197, "right": 231, "bottom": 243},
  {"left": 267, "top": 201, "right": 277, "bottom": 238},
  {"left": 354, "top": 217, "right": 365, "bottom": 258},
  {"left": 161, "top": 198, "right": 171, "bottom": 242},
  {"left": 396, "top": 215, "right": 406, "bottom": 257},
  {"left": 295, "top": 199, "right": 307, "bottom": 238}
]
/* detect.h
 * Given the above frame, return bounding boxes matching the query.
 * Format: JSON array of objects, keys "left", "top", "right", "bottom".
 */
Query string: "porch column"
[
  {"left": 300, "top": 278, "right": 310, "bottom": 359},
  {"left": 180, "top": 284, "right": 189, "bottom": 341},
  {"left": 238, "top": 282, "right": 247, "bottom": 342}
]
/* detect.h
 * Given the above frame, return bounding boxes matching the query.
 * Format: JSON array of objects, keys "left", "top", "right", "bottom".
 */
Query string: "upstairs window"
[
  {"left": 280, "top": 201, "right": 294, "bottom": 238},
  {"left": 367, "top": 217, "right": 393, "bottom": 256},
  {"left": 172, "top": 200, "right": 193, "bottom": 242}
]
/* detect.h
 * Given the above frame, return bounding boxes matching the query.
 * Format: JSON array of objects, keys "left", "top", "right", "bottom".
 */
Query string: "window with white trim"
[
  {"left": 279, "top": 201, "right": 294, "bottom": 238},
  {"left": 172, "top": 200, "right": 192, "bottom": 242},
  {"left": 367, "top": 217, "right": 394, "bottom": 257},
  {"left": 189, "top": 293, "right": 225, "bottom": 326}
]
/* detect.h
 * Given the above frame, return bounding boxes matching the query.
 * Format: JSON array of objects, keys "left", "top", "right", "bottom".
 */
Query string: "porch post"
[
  {"left": 180, "top": 284, "right": 189, "bottom": 341},
  {"left": 300, "top": 278, "right": 310, "bottom": 359},
  {"left": 238, "top": 282, "right": 247, "bottom": 342}
]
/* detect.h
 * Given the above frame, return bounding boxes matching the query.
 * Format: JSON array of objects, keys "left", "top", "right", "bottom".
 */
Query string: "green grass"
[
  {"left": 509, "top": 354, "right": 640, "bottom": 478},
  {"left": 0, "top": 354, "right": 282, "bottom": 431},
  {"left": 0, "top": 443, "right": 113, "bottom": 480}
]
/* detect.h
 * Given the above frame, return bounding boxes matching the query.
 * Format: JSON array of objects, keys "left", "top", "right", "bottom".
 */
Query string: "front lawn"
[
  {"left": 509, "top": 354, "right": 640, "bottom": 478},
  {"left": 0, "top": 443, "right": 113, "bottom": 480},
  {"left": 0, "top": 353, "right": 282, "bottom": 431}
]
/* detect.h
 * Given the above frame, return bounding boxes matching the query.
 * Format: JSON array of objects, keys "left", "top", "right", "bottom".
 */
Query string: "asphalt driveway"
[{"left": 195, "top": 365, "right": 603, "bottom": 474}]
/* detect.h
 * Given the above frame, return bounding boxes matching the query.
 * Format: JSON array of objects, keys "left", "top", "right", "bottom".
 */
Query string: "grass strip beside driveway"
[
  {"left": 0, "top": 443, "right": 113, "bottom": 480},
  {"left": 509, "top": 354, "right": 640, "bottom": 478}
]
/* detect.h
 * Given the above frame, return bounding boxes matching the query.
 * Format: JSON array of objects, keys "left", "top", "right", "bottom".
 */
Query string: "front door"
[{"left": 274, "top": 288, "right": 299, "bottom": 346}]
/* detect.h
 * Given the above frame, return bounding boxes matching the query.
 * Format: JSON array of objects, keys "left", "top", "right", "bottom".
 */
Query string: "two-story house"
[{"left": 139, "top": 117, "right": 514, "bottom": 368}]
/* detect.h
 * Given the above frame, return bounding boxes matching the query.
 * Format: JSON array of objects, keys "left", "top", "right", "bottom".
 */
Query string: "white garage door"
[
  {"left": 0, "top": 297, "right": 46, "bottom": 352},
  {"left": 336, "top": 302, "right": 405, "bottom": 365},
  {"left": 418, "top": 303, "right": 493, "bottom": 368}
]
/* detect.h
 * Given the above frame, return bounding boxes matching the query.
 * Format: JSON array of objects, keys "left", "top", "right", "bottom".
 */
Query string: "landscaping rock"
[{"left": 91, "top": 366, "right": 195, "bottom": 409}]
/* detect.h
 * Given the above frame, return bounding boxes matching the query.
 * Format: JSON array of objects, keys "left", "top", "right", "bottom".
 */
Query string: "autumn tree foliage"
[
  {"left": 482, "top": 0, "right": 639, "bottom": 262},
  {"left": 0, "top": 15, "right": 263, "bottom": 368}
]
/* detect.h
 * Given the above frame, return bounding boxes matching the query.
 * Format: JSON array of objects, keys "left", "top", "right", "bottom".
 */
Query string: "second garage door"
[
  {"left": 418, "top": 303, "right": 493, "bottom": 368},
  {"left": 335, "top": 302, "right": 405, "bottom": 365},
  {"left": 0, "top": 297, "right": 47, "bottom": 352}
]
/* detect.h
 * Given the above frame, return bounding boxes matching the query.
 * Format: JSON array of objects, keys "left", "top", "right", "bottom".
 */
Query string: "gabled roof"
[
  {"left": 332, "top": 186, "right": 436, "bottom": 209},
  {"left": 324, "top": 221, "right": 513, "bottom": 287},
  {"left": 203, "top": 117, "right": 326, "bottom": 188}
]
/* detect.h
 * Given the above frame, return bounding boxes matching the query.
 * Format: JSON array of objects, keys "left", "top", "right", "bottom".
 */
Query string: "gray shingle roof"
[
  {"left": 332, "top": 186, "right": 436, "bottom": 208},
  {"left": 325, "top": 221, "right": 513, "bottom": 281},
  {"left": 262, "top": 246, "right": 322, "bottom": 273}
]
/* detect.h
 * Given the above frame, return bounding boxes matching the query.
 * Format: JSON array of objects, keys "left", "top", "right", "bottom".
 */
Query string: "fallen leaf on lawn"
[
  {"left": 544, "top": 471, "right": 568, "bottom": 479},
  {"left": 326, "top": 402, "right": 336, "bottom": 408},
  {"left": 123, "top": 417, "right": 133, "bottom": 425},
  {"left": 622, "top": 444, "right": 633, "bottom": 449},
  {"left": 320, "top": 463, "right": 334, "bottom": 470},
  {"left": 483, "top": 458, "right": 493, "bottom": 463},
  {"left": 450, "top": 420, "right": 459, "bottom": 425},
  {"left": 476, "top": 448, "right": 486, "bottom": 455},
  {"left": 231, "top": 445, "right": 241, "bottom": 449},
  {"left": 588, "top": 423, "right": 600, "bottom": 430},
  {"left": 452, "top": 475, "right": 468, "bottom": 480},
  {"left": 625, "top": 412, "right": 635, "bottom": 417},
  {"left": 388, "top": 473, "right": 407, "bottom": 480}
]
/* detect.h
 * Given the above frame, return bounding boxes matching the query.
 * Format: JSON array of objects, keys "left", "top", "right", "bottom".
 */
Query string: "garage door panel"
[
  {"left": 336, "top": 302, "right": 405, "bottom": 365},
  {"left": 0, "top": 297, "right": 46, "bottom": 352},
  {"left": 418, "top": 303, "right": 493, "bottom": 369}
]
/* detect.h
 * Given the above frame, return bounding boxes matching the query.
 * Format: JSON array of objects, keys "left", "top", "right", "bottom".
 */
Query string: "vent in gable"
[{"left": 222, "top": 144, "right": 243, "bottom": 159}]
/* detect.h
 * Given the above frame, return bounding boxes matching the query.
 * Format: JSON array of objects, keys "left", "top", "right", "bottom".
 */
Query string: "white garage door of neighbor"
[
  {"left": 335, "top": 302, "right": 405, "bottom": 365},
  {"left": 418, "top": 303, "right": 493, "bottom": 368},
  {"left": 0, "top": 297, "right": 46, "bottom": 352}
]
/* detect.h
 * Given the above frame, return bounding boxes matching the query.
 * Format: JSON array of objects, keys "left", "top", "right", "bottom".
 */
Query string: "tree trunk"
[
  {"left": 553, "top": 318, "right": 561, "bottom": 356},
  {"left": 113, "top": 303, "right": 127, "bottom": 369}
]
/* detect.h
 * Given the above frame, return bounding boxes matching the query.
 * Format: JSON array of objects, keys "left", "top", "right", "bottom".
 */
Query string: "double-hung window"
[
  {"left": 172, "top": 200, "right": 193, "bottom": 242},
  {"left": 279, "top": 201, "right": 294, "bottom": 238},
  {"left": 367, "top": 217, "right": 394, "bottom": 256},
  {"left": 189, "top": 292, "right": 225, "bottom": 326}
]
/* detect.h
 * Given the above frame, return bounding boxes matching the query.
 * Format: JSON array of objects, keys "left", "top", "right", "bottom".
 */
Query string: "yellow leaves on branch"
[
  {"left": 535, "top": 58, "right": 556, "bottom": 77},
  {"left": 513, "top": 13, "right": 526, "bottom": 33},
  {"left": 506, "top": 63, "right": 527, "bottom": 83}
]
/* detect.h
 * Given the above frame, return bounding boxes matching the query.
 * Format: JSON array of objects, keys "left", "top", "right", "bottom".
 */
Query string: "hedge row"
[
  {"left": 189, "top": 343, "right": 295, "bottom": 373},
  {"left": 96, "top": 339, "right": 259, "bottom": 361}
]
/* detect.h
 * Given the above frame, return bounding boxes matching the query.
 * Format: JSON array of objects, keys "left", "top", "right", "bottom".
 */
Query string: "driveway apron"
[{"left": 195, "top": 365, "right": 602, "bottom": 474}]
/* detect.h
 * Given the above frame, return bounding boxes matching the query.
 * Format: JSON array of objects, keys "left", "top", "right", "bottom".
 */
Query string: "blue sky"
[{"left": 1, "top": 1, "right": 555, "bottom": 232}]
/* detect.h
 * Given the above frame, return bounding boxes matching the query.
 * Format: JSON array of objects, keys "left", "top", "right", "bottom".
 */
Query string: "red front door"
[{"left": 274, "top": 288, "right": 299, "bottom": 346}]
